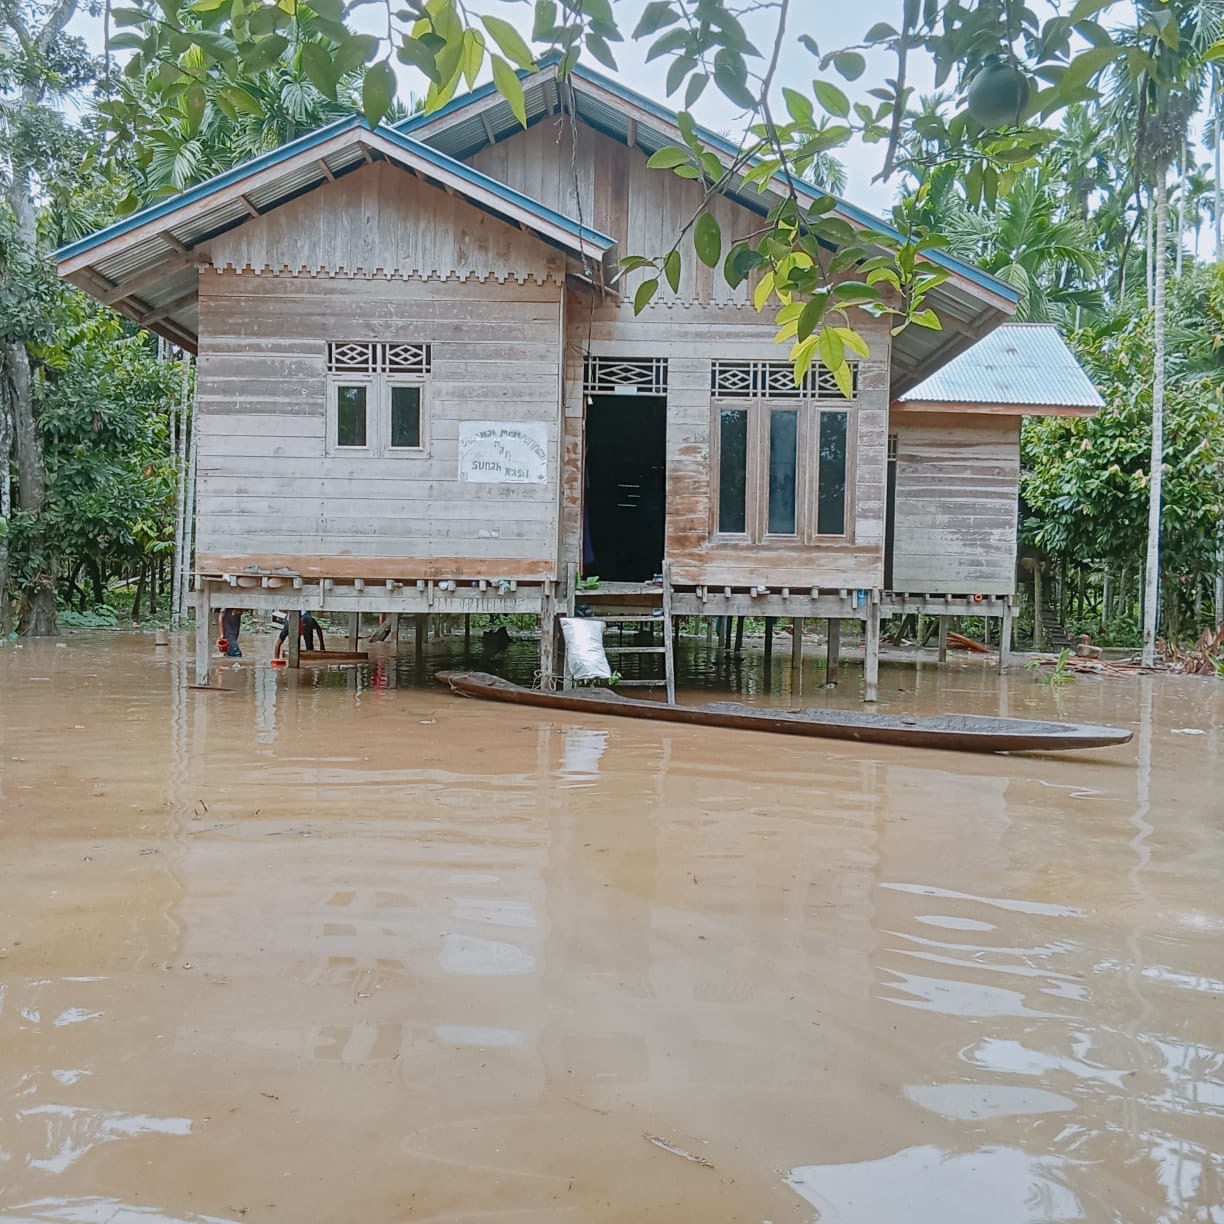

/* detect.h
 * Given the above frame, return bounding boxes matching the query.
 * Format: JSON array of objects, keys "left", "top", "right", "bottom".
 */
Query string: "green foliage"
[{"left": 1021, "top": 270, "right": 1224, "bottom": 581}]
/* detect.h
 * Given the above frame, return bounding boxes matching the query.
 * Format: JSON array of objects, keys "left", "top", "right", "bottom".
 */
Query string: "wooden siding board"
[{"left": 890, "top": 412, "right": 1020, "bottom": 595}]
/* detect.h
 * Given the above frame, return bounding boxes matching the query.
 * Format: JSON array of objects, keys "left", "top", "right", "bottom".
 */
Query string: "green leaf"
[
  {"left": 183, "top": 83, "right": 206, "bottom": 134},
  {"left": 396, "top": 35, "right": 440, "bottom": 83},
  {"left": 219, "top": 85, "right": 264, "bottom": 116},
  {"left": 832, "top": 281, "right": 882, "bottom": 305},
  {"left": 665, "top": 54, "right": 695, "bottom": 97},
  {"left": 188, "top": 29, "right": 238, "bottom": 59},
  {"left": 533, "top": 1, "right": 557, "bottom": 42},
  {"left": 833, "top": 52, "right": 865, "bottom": 81},
  {"left": 833, "top": 326, "right": 871, "bottom": 359},
  {"left": 461, "top": 29, "right": 485, "bottom": 90},
  {"left": 910, "top": 308, "right": 941, "bottom": 330},
  {"left": 491, "top": 54, "right": 527, "bottom": 127},
  {"left": 634, "top": 277, "right": 660, "bottom": 314},
  {"left": 107, "top": 30, "right": 148, "bottom": 51},
  {"left": 663, "top": 249, "right": 681, "bottom": 294},
  {"left": 633, "top": 1, "right": 678, "bottom": 38},
  {"left": 646, "top": 146, "right": 690, "bottom": 170},
  {"left": 645, "top": 28, "right": 689, "bottom": 62},
  {"left": 714, "top": 51, "right": 755, "bottom": 109},
  {"left": 818, "top": 325, "right": 845, "bottom": 369},
  {"left": 110, "top": 7, "right": 151, "bottom": 26},
  {"left": 585, "top": 31, "right": 617, "bottom": 70},
  {"left": 694, "top": 211, "right": 722, "bottom": 268},
  {"left": 481, "top": 15, "right": 534, "bottom": 71},
  {"left": 864, "top": 22, "right": 898, "bottom": 41},
  {"left": 797, "top": 293, "right": 828, "bottom": 341},
  {"left": 783, "top": 87, "right": 813, "bottom": 125},
  {"left": 301, "top": 42, "right": 338, "bottom": 100},
  {"left": 362, "top": 59, "right": 396, "bottom": 126},
  {"left": 238, "top": 33, "right": 288, "bottom": 70},
  {"left": 813, "top": 79, "right": 850, "bottom": 118},
  {"left": 684, "top": 72, "right": 707, "bottom": 108}
]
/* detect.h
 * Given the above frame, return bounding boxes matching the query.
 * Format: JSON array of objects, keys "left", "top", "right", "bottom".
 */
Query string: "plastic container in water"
[
  {"left": 216, "top": 638, "right": 229, "bottom": 654},
  {"left": 271, "top": 657, "right": 287, "bottom": 669}
]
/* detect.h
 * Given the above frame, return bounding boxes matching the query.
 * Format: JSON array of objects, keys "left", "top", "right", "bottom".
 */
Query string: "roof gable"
[
  {"left": 55, "top": 116, "right": 614, "bottom": 351},
  {"left": 398, "top": 60, "right": 1021, "bottom": 393}
]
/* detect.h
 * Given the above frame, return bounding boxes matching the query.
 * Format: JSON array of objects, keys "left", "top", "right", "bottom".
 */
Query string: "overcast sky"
[{"left": 65, "top": 0, "right": 1209, "bottom": 226}]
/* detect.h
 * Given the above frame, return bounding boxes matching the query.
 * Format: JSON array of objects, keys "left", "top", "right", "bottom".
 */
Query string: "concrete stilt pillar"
[
  {"left": 864, "top": 602, "right": 881, "bottom": 703},
  {"left": 464, "top": 614, "right": 471, "bottom": 651},
  {"left": 389, "top": 613, "right": 400, "bottom": 644},
  {"left": 733, "top": 616, "right": 744, "bottom": 654},
  {"left": 937, "top": 615, "right": 949, "bottom": 663},
  {"left": 763, "top": 616, "right": 775, "bottom": 662},
  {"left": 1000, "top": 601, "right": 1014, "bottom": 671},
  {"left": 287, "top": 610, "right": 301, "bottom": 668},
  {"left": 414, "top": 613, "right": 427, "bottom": 657},
  {"left": 826, "top": 617, "right": 841, "bottom": 685},
  {"left": 790, "top": 618, "right": 804, "bottom": 694},
  {"left": 194, "top": 585, "right": 211, "bottom": 686},
  {"left": 348, "top": 613, "right": 360, "bottom": 650}
]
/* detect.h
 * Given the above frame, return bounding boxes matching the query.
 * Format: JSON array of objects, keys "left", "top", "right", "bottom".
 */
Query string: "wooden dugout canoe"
[{"left": 435, "top": 671, "right": 1133, "bottom": 755}]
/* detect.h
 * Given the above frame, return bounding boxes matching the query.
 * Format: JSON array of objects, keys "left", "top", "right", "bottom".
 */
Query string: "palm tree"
[{"left": 939, "top": 171, "right": 1105, "bottom": 324}]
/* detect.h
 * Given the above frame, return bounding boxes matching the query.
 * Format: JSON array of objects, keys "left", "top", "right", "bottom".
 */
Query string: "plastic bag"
[{"left": 561, "top": 616, "right": 612, "bottom": 681}]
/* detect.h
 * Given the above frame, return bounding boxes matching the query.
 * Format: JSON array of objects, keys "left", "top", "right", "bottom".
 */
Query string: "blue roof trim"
[
  {"left": 400, "top": 59, "right": 1020, "bottom": 305},
  {"left": 55, "top": 108, "right": 613, "bottom": 265},
  {"left": 55, "top": 115, "right": 364, "bottom": 263}
]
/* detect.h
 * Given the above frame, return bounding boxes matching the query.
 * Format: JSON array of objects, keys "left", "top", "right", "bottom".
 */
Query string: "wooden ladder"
[{"left": 563, "top": 563, "right": 676, "bottom": 703}]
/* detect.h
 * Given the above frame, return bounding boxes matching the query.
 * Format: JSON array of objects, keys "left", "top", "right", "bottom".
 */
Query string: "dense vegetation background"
[{"left": 2, "top": 0, "right": 1222, "bottom": 649}]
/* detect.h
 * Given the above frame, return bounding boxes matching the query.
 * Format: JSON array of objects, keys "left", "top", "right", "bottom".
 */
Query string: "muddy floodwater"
[{"left": 2, "top": 632, "right": 1222, "bottom": 1223}]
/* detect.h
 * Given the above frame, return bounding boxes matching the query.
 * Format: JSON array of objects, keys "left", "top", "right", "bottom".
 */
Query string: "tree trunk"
[
  {"left": 1216, "top": 100, "right": 1223, "bottom": 264},
  {"left": 148, "top": 559, "right": 158, "bottom": 614},
  {"left": 132, "top": 564, "right": 145, "bottom": 622},
  {"left": 1145, "top": 195, "right": 1155, "bottom": 308},
  {"left": 1143, "top": 173, "right": 1168, "bottom": 666},
  {"left": 0, "top": 388, "right": 12, "bottom": 635},
  {"left": 178, "top": 361, "right": 199, "bottom": 623},
  {"left": 1176, "top": 140, "right": 1187, "bottom": 279}
]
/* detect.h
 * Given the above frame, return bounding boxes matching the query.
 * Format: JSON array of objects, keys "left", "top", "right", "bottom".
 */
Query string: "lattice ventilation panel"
[
  {"left": 711, "top": 359, "right": 858, "bottom": 400},
  {"left": 583, "top": 357, "right": 669, "bottom": 395},
  {"left": 327, "top": 342, "right": 431, "bottom": 375}
]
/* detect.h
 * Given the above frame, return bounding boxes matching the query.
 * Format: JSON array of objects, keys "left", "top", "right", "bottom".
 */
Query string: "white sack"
[{"left": 561, "top": 617, "right": 612, "bottom": 681}]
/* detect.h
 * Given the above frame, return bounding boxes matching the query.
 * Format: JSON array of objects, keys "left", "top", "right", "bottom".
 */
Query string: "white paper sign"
[{"left": 458, "top": 421, "right": 548, "bottom": 484}]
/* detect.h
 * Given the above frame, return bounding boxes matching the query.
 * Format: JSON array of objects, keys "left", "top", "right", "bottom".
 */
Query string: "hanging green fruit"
[{"left": 966, "top": 55, "right": 1030, "bottom": 128}]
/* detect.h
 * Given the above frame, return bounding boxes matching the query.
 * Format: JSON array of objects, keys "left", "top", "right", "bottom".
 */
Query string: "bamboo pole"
[
  {"left": 178, "top": 357, "right": 199, "bottom": 626},
  {"left": 1143, "top": 172, "right": 1168, "bottom": 666},
  {"left": 170, "top": 350, "right": 190, "bottom": 627}
]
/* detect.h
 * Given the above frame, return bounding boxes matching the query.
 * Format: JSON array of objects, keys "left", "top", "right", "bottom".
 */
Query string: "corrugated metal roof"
[{"left": 899, "top": 323, "right": 1104, "bottom": 408}]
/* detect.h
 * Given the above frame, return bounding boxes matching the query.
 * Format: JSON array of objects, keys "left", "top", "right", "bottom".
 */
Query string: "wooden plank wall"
[
  {"left": 562, "top": 293, "right": 892, "bottom": 591},
  {"left": 209, "top": 160, "right": 566, "bottom": 283},
  {"left": 470, "top": 119, "right": 753, "bottom": 306},
  {"left": 194, "top": 270, "right": 565, "bottom": 581},
  {"left": 889, "top": 412, "right": 1020, "bottom": 595}
]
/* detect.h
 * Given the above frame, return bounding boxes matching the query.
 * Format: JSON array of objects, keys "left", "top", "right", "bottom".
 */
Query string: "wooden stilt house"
[{"left": 55, "top": 61, "right": 1101, "bottom": 696}]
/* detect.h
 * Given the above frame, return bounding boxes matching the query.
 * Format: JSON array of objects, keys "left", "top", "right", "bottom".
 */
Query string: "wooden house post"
[
  {"left": 790, "top": 618, "right": 804, "bottom": 690},
  {"left": 864, "top": 601, "right": 882, "bottom": 703},
  {"left": 937, "top": 616, "right": 950, "bottom": 662},
  {"left": 194, "top": 585, "right": 211, "bottom": 686},
  {"left": 286, "top": 610, "right": 301, "bottom": 668},
  {"left": 826, "top": 618, "right": 841, "bottom": 685},
  {"left": 999, "top": 601, "right": 1013, "bottom": 671}
]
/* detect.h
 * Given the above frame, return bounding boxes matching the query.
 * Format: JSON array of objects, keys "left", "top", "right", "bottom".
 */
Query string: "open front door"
[{"left": 583, "top": 395, "right": 666, "bottom": 582}]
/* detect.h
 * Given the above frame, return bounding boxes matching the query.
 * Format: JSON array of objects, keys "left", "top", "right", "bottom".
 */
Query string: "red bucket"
[
  {"left": 271, "top": 657, "right": 287, "bottom": 669},
  {"left": 216, "top": 638, "right": 229, "bottom": 654}
]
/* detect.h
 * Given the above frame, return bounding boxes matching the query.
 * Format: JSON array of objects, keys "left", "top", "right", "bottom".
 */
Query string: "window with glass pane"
[
  {"left": 718, "top": 409, "right": 748, "bottom": 533},
  {"left": 336, "top": 385, "right": 367, "bottom": 447},
  {"left": 767, "top": 409, "right": 798, "bottom": 534},
  {"left": 817, "top": 411, "right": 848, "bottom": 535},
  {"left": 390, "top": 385, "right": 422, "bottom": 448}
]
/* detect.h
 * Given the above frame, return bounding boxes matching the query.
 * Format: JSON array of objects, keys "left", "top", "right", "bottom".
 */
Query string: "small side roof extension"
[
  {"left": 54, "top": 115, "right": 617, "bottom": 353},
  {"left": 895, "top": 323, "right": 1104, "bottom": 417}
]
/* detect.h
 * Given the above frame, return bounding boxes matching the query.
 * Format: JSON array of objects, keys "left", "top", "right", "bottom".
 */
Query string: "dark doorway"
[
  {"left": 884, "top": 436, "right": 898, "bottom": 590},
  {"left": 584, "top": 395, "right": 666, "bottom": 582}
]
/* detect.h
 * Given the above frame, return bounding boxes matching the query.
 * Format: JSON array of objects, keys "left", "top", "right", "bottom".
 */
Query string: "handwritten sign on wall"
[{"left": 458, "top": 421, "right": 548, "bottom": 484}]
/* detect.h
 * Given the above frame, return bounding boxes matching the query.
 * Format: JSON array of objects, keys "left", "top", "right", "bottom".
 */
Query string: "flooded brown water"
[{"left": 1, "top": 631, "right": 1222, "bottom": 1223}]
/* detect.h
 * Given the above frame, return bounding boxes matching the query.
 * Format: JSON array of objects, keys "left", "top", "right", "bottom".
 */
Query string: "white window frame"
[{"left": 326, "top": 374, "right": 430, "bottom": 457}]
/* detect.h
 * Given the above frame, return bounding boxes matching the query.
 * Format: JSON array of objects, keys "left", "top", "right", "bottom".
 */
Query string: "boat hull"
[{"left": 435, "top": 672, "right": 1132, "bottom": 754}]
